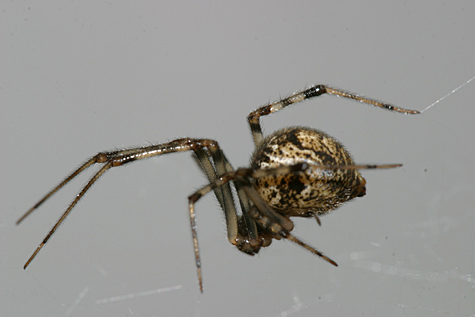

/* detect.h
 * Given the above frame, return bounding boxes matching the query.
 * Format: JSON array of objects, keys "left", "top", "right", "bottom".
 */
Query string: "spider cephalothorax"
[{"left": 18, "top": 84, "right": 419, "bottom": 292}]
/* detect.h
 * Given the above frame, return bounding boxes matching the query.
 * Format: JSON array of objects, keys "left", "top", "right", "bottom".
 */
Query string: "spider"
[{"left": 17, "top": 84, "right": 419, "bottom": 292}]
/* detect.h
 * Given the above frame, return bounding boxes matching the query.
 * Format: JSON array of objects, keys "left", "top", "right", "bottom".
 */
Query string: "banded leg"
[
  {"left": 192, "top": 147, "right": 240, "bottom": 245},
  {"left": 194, "top": 149, "right": 258, "bottom": 246},
  {"left": 18, "top": 138, "right": 239, "bottom": 271},
  {"left": 247, "top": 84, "right": 420, "bottom": 147},
  {"left": 187, "top": 161, "right": 401, "bottom": 291}
]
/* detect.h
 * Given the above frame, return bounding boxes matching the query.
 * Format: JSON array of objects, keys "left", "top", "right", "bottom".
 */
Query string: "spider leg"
[
  {"left": 19, "top": 138, "right": 238, "bottom": 271},
  {"left": 249, "top": 162, "right": 403, "bottom": 181},
  {"left": 190, "top": 166, "right": 339, "bottom": 279},
  {"left": 193, "top": 148, "right": 225, "bottom": 208},
  {"left": 194, "top": 148, "right": 259, "bottom": 245},
  {"left": 16, "top": 154, "right": 102, "bottom": 225},
  {"left": 283, "top": 232, "right": 338, "bottom": 267},
  {"left": 243, "top": 185, "right": 338, "bottom": 267},
  {"left": 314, "top": 215, "right": 321, "bottom": 226},
  {"left": 23, "top": 162, "right": 113, "bottom": 269},
  {"left": 247, "top": 84, "right": 420, "bottom": 147},
  {"left": 240, "top": 162, "right": 405, "bottom": 266},
  {"left": 186, "top": 160, "right": 264, "bottom": 292},
  {"left": 188, "top": 173, "right": 240, "bottom": 293},
  {"left": 223, "top": 160, "right": 259, "bottom": 245},
  {"left": 193, "top": 147, "right": 239, "bottom": 245}
]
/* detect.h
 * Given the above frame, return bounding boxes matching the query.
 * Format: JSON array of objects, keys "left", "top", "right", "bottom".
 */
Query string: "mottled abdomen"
[{"left": 250, "top": 127, "right": 366, "bottom": 217}]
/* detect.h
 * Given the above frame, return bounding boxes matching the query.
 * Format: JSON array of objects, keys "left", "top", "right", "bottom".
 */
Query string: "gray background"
[{"left": 2, "top": 1, "right": 474, "bottom": 316}]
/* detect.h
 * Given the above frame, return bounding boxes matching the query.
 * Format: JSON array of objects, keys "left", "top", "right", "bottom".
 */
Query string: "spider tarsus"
[
  {"left": 400, "top": 108, "right": 420, "bottom": 115},
  {"left": 16, "top": 210, "right": 31, "bottom": 225},
  {"left": 322, "top": 255, "right": 338, "bottom": 267},
  {"left": 16, "top": 201, "right": 47, "bottom": 225},
  {"left": 284, "top": 233, "right": 338, "bottom": 267},
  {"left": 23, "top": 261, "right": 30, "bottom": 270},
  {"left": 198, "top": 268, "right": 203, "bottom": 293},
  {"left": 23, "top": 244, "right": 43, "bottom": 269},
  {"left": 378, "top": 164, "right": 402, "bottom": 169},
  {"left": 365, "top": 164, "right": 396, "bottom": 169},
  {"left": 323, "top": 85, "right": 420, "bottom": 115}
]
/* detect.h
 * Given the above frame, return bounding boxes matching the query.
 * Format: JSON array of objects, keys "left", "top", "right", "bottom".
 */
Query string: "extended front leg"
[{"left": 247, "top": 84, "right": 420, "bottom": 147}]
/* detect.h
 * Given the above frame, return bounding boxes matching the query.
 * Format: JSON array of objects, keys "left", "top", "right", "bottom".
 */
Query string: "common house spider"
[{"left": 17, "top": 84, "right": 419, "bottom": 292}]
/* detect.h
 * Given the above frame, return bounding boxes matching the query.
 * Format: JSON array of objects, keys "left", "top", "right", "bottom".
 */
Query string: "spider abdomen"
[{"left": 250, "top": 127, "right": 366, "bottom": 217}]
